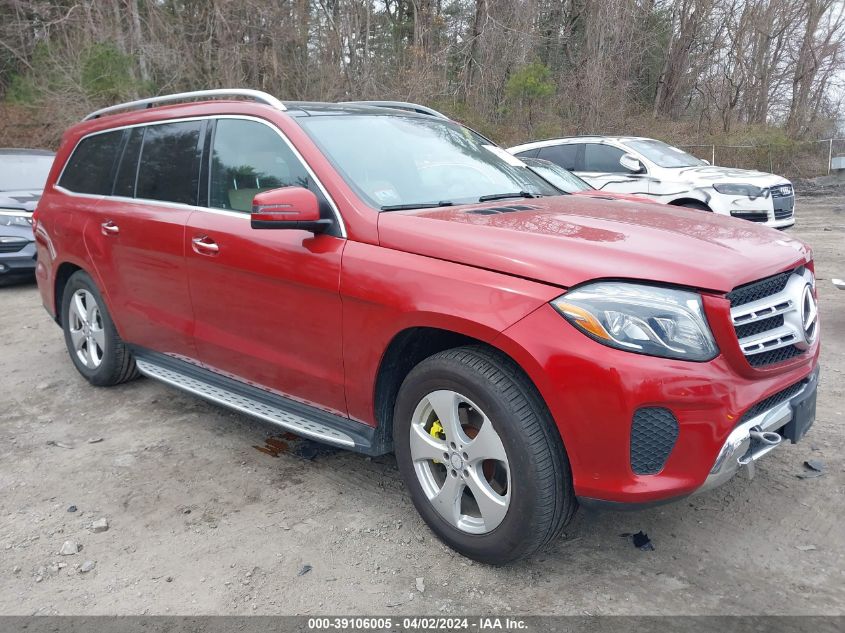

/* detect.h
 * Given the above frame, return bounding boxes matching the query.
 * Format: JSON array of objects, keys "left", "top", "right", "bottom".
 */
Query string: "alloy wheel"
[
  {"left": 68, "top": 289, "right": 105, "bottom": 369},
  {"left": 409, "top": 390, "right": 511, "bottom": 534}
]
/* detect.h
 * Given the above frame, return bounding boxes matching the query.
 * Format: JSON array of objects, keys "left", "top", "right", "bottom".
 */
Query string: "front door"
[
  {"left": 578, "top": 143, "right": 651, "bottom": 197},
  {"left": 185, "top": 117, "right": 347, "bottom": 415}
]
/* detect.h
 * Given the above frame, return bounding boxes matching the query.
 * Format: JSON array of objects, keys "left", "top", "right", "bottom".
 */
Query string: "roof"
[
  {"left": 81, "top": 89, "right": 448, "bottom": 123},
  {"left": 279, "top": 101, "right": 440, "bottom": 118},
  {"left": 507, "top": 136, "right": 653, "bottom": 154}
]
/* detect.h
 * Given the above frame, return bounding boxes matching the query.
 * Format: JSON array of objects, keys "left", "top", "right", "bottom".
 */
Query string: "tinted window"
[
  {"left": 626, "top": 139, "right": 704, "bottom": 167},
  {"left": 209, "top": 119, "right": 310, "bottom": 212},
  {"left": 136, "top": 121, "right": 202, "bottom": 205},
  {"left": 58, "top": 131, "right": 124, "bottom": 195},
  {"left": 513, "top": 148, "right": 539, "bottom": 159},
  {"left": 113, "top": 127, "right": 144, "bottom": 197},
  {"left": 538, "top": 144, "right": 579, "bottom": 170},
  {"left": 583, "top": 143, "right": 627, "bottom": 173}
]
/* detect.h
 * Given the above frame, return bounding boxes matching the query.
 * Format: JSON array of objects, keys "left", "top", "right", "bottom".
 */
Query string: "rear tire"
[
  {"left": 393, "top": 345, "right": 576, "bottom": 564},
  {"left": 61, "top": 270, "right": 139, "bottom": 386}
]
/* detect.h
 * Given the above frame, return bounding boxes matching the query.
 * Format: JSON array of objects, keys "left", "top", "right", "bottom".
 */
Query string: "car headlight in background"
[
  {"left": 712, "top": 183, "right": 764, "bottom": 197},
  {"left": 551, "top": 282, "right": 718, "bottom": 361},
  {"left": 0, "top": 213, "right": 33, "bottom": 227}
]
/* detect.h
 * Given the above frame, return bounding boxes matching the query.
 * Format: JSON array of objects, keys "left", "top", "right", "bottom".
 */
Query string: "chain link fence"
[{"left": 680, "top": 139, "right": 845, "bottom": 180}]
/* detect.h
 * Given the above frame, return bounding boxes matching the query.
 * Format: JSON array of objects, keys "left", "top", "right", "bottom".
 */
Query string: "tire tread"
[{"left": 399, "top": 344, "right": 576, "bottom": 562}]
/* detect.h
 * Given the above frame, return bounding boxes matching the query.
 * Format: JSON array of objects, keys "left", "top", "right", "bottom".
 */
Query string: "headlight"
[
  {"left": 712, "top": 183, "right": 763, "bottom": 197},
  {"left": 551, "top": 282, "right": 718, "bottom": 361},
  {"left": 0, "top": 213, "right": 33, "bottom": 227}
]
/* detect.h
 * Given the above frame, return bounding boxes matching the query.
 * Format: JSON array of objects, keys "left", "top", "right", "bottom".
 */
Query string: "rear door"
[
  {"left": 185, "top": 117, "right": 347, "bottom": 415},
  {"left": 77, "top": 120, "right": 203, "bottom": 358}
]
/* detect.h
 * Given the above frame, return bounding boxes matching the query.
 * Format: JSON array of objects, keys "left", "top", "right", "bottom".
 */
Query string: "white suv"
[{"left": 508, "top": 136, "right": 795, "bottom": 228}]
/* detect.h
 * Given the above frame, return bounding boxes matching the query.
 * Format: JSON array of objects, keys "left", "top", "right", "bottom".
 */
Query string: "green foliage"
[
  {"left": 505, "top": 62, "right": 555, "bottom": 104},
  {"left": 6, "top": 40, "right": 146, "bottom": 106},
  {"left": 80, "top": 42, "right": 138, "bottom": 101},
  {"left": 632, "top": 5, "right": 673, "bottom": 107}
]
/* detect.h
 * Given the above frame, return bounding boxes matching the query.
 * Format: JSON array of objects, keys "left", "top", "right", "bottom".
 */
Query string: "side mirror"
[
  {"left": 701, "top": 159, "right": 711, "bottom": 166},
  {"left": 250, "top": 186, "right": 332, "bottom": 232},
  {"left": 619, "top": 153, "right": 645, "bottom": 174}
]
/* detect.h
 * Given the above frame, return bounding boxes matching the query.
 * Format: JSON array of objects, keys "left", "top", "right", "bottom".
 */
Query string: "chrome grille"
[
  {"left": 774, "top": 207, "right": 794, "bottom": 220},
  {"left": 729, "top": 268, "right": 814, "bottom": 367}
]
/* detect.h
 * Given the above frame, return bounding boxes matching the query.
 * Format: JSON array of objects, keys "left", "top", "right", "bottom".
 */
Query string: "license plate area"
[{"left": 781, "top": 378, "right": 818, "bottom": 443}]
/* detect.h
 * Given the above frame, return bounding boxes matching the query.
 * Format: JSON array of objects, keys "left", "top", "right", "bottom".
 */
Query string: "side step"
[{"left": 133, "top": 352, "right": 390, "bottom": 455}]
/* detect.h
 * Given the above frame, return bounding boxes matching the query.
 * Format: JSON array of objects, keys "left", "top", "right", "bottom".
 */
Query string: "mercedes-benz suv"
[{"left": 34, "top": 90, "right": 820, "bottom": 564}]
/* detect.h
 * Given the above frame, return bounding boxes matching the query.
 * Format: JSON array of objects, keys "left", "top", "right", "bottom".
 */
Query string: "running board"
[{"left": 133, "top": 352, "right": 391, "bottom": 455}]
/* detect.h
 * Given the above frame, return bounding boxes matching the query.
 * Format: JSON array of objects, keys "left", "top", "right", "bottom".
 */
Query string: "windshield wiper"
[
  {"left": 380, "top": 201, "right": 455, "bottom": 211},
  {"left": 478, "top": 191, "right": 538, "bottom": 202}
]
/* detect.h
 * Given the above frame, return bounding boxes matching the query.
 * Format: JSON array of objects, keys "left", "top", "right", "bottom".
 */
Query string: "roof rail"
[
  {"left": 341, "top": 101, "right": 449, "bottom": 119},
  {"left": 83, "top": 89, "right": 286, "bottom": 122}
]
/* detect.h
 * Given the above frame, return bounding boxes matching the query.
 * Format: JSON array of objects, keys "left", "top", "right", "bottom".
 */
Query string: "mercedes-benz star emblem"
[{"left": 800, "top": 284, "right": 818, "bottom": 344}]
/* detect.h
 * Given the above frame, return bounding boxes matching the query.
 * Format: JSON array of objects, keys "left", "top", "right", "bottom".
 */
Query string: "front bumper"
[
  {"left": 697, "top": 366, "right": 818, "bottom": 494},
  {"left": 710, "top": 190, "right": 795, "bottom": 228},
  {"left": 0, "top": 240, "right": 37, "bottom": 278},
  {"left": 497, "top": 302, "right": 820, "bottom": 507}
]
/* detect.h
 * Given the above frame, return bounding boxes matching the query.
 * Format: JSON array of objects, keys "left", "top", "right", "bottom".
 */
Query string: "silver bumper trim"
[{"left": 695, "top": 372, "right": 817, "bottom": 495}]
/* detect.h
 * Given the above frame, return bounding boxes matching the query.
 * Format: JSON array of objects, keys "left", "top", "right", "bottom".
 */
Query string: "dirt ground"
[{"left": 1, "top": 195, "right": 843, "bottom": 616}]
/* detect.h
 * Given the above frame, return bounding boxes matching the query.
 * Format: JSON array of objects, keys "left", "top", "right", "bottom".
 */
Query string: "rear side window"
[
  {"left": 209, "top": 119, "right": 310, "bottom": 212},
  {"left": 58, "top": 130, "right": 124, "bottom": 195},
  {"left": 513, "top": 148, "right": 539, "bottom": 159},
  {"left": 136, "top": 121, "right": 203, "bottom": 205},
  {"left": 583, "top": 143, "right": 627, "bottom": 173},
  {"left": 538, "top": 144, "right": 579, "bottom": 171}
]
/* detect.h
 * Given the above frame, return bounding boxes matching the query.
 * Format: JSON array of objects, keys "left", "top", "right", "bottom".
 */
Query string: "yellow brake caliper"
[{"left": 429, "top": 420, "right": 445, "bottom": 463}]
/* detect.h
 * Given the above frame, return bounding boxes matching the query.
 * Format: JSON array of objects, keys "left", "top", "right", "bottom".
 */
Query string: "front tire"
[
  {"left": 678, "top": 201, "right": 711, "bottom": 212},
  {"left": 394, "top": 346, "right": 576, "bottom": 564},
  {"left": 61, "top": 270, "right": 138, "bottom": 386}
]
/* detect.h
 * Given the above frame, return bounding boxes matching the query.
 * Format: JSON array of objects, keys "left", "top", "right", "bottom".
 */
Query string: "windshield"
[
  {"left": 522, "top": 158, "right": 592, "bottom": 193},
  {"left": 297, "top": 115, "right": 557, "bottom": 209},
  {"left": 625, "top": 139, "right": 705, "bottom": 168},
  {"left": 0, "top": 154, "right": 54, "bottom": 191}
]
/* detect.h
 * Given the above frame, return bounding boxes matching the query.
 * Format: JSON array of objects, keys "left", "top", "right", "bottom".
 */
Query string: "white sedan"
[{"left": 508, "top": 136, "right": 795, "bottom": 228}]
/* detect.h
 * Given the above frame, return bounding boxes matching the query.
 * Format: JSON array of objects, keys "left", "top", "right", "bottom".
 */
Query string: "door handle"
[
  {"left": 191, "top": 236, "right": 219, "bottom": 255},
  {"left": 101, "top": 221, "right": 120, "bottom": 235}
]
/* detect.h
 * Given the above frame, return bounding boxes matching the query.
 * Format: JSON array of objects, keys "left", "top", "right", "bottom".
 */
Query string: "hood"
[
  {"left": 672, "top": 166, "right": 789, "bottom": 188},
  {"left": 377, "top": 196, "right": 811, "bottom": 292},
  {"left": 573, "top": 190, "right": 655, "bottom": 204},
  {"left": 0, "top": 189, "right": 42, "bottom": 212}
]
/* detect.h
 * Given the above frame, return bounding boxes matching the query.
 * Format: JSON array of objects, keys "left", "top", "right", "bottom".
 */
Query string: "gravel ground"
[{"left": 0, "top": 196, "right": 843, "bottom": 616}]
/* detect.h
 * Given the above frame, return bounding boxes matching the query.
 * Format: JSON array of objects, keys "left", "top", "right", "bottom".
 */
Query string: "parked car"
[
  {"left": 508, "top": 136, "right": 796, "bottom": 228},
  {"left": 521, "top": 156, "right": 654, "bottom": 203},
  {"left": 35, "top": 90, "right": 820, "bottom": 564},
  {"left": 0, "top": 149, "right": 55, "bottom": 283}
]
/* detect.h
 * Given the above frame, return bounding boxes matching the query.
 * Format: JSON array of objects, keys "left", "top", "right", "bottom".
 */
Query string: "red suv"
[{"left": 34, "top": 90, "right": 820, "bottom": 564}]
